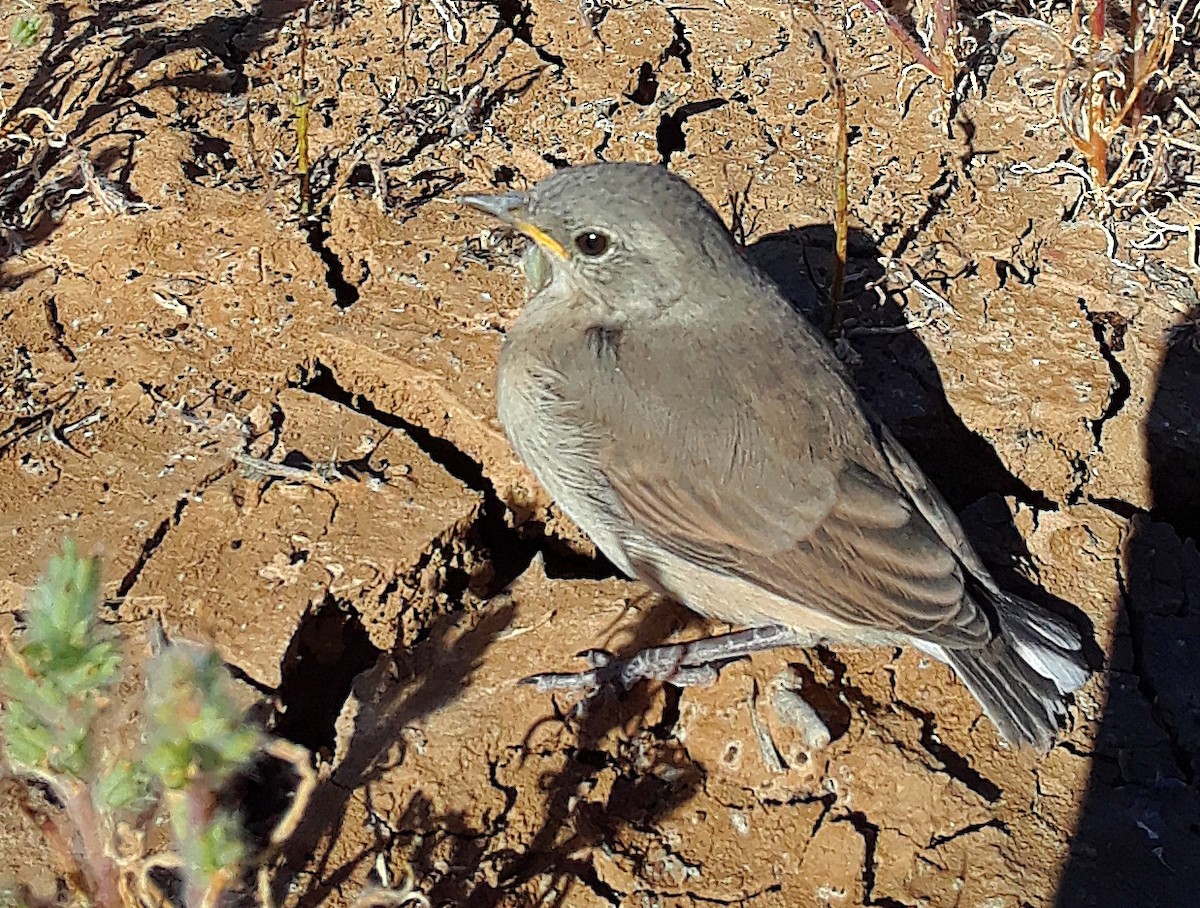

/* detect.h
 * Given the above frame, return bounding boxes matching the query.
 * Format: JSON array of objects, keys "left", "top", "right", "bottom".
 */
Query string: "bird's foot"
[
  {"left": 522, "top": 644, "right": 723, "bottom": 694},
  {"left": 520, "top": 625, "right": 803, "bottom": 711}
]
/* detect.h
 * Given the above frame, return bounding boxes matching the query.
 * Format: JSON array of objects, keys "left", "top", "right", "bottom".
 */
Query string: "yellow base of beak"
[{"left": 517, "top": 221, "right": 568, "bottom": 260}]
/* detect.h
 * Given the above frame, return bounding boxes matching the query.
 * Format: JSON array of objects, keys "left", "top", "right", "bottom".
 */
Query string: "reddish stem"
[
  {"left": 62, "top": 784, "right": 124, "bottom": 908},
  {"left": 1089, "top": 0, "right": 1106, "bottom": 41},
  {"left": 1126, "top": 0, "right": 1145, "bottom": 131},
  {"left": 860, "top": 0, "right": 944, "bottom": 77}
]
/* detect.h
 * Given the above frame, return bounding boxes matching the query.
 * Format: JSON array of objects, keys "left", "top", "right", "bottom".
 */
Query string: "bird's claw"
[
  {"left": 520, "top": 645, "right": 727, "bottom": 709},
  {"left": 519, "top": 648, "right": 622, "bottom": 696}
]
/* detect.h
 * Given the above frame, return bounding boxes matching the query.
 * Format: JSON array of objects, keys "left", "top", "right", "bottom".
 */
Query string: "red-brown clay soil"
[{"left": 2, "top": 1, "right": 1199, "bottom": 906}]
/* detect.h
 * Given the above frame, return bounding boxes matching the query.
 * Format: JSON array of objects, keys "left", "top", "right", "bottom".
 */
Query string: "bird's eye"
[{"left": 574, "top": 230, "right": 610, "bottom": 257}]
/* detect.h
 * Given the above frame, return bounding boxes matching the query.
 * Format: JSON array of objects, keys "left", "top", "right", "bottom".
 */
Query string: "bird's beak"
[{"left": 458, "top": 191, "right": 569, "bottom": 261}]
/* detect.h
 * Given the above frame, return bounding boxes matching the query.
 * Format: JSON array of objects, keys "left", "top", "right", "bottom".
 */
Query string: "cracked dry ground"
[{"left": 2, "top": 1, "right": 1199, "bottom": 906}]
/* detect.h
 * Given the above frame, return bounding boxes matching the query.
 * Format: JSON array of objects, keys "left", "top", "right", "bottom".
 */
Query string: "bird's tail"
[{"left": 932, "top": 591, "right": 1090, "bottom": 749}]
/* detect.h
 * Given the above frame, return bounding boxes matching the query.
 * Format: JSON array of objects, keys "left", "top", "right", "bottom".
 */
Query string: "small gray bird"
[{"left": 461, "top": 162, "right": 1089, "bottom": 749}]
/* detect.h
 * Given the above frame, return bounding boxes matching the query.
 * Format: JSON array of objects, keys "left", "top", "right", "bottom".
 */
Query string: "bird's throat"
[{"left": 522, "top": 243, "right": 551, "bottom": 296}]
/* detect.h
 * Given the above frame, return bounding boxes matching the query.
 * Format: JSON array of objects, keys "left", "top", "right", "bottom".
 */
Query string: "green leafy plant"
[
  {"left": 9, "top": 0, "right": 42, "bottom": 50},
  {"left": 9, "top": 15, "right": 41, "bottom": 48},
  {"left": 0, "top": 542, "right": 306, "bottom": 908}
]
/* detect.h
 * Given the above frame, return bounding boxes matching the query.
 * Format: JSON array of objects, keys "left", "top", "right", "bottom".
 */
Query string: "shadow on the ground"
[
  {"left": 268, "top": 588, "right": 703, "bottom": 908},
  {"left": 749, "top": 225, "right": 1086, "bottom": 595},
  {"left": 767, "top": 227, "right": 1200, "bottom": 905},
  {"left": 1057, "top": 297, "right": 1200, "bottom": 908}
]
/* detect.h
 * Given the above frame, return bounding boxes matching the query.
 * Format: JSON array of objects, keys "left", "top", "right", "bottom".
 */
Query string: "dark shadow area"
[
  {"left": 267, "top": 587, "right": 704, "bottom": 908},
  {"left": 1058, "top": 295, "right": 1200, "bottom": 908},
  {"left": 268, "top": 600, "right": 517, "bottom": 906},
  {"left": 449, "top": 603, "right": 703, "bottom": 908},
  {"left": 1146, "top": 307, "right": 1200, "bottom": 542},
  {"left": 750, "top": 223, "right": 1101, "bottom": 703},
  {"left": 749, "top": 226, "right": 1066, "bottom": 560},
  {"left": 0, "top": 0, "right": 307, "bottom": 271}
]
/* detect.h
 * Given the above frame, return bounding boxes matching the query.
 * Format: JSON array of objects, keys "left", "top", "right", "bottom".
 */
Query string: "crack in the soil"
[
  {"left": 304, "top": 222, "right": 360, "bottom": 310},
  {"left": 110, "top": 463, "right": 233, "bottom": 604},
  {"left": 574, "top": 863, "right": 622, "bottom": 907},
  {"left": 737, "top": 22, "right": 791, "bottom": 79},
  {"left": 274, "top": 593, "right": 382, "bottom": 756},
  {"left": 290, "top": 359, "right": 579, "bottom": 593},
  {"left": 881, "top": 663, "right": 1004, "bottom": 803},
  {"left": 1054, "top": 297, "right": 1136, "bottom": 510},
  {"left": 807, "top": 645, "right": 1016, "bottom": 800},
  {"left": 1078, "top": 297, "right": 1132, "bottom": 451},
  {"left": 662, "top": 12, "right": 693, "bottom": 72},
  {"left": 649, "top": 684, "right": 683, "bottom": 739},
  {"left": 491, "top": 0, "right": 565, "bottom": 70},
  {"left": 927, "top": 817, "right": 1009, "bottom": 849},
  {"left": 839, "top": 812, "right": 915, "bottom": 908},
  {"left": 293, "top": 358, "right": 496, "bottom": 491},
  {"left": 657, "top": 882, "right": 783, "bottom": 905},
  {"left": 913, "top": 713, "right": 1002, "bottom": 803},
  {"left": 892, "top": 165, "right": 959, "bottom": 261},
  {"left": 42, "top": 296, "right": 77, "bottom": 364},
  {"left": 486, "top": 757, "right": 520, "bottom": 835},
  {"left": 389, "top": 519, "right": 480, "bottom": 643},
  {"left": 1086, "top": 495, "right": 1143, "bottom": 521}
]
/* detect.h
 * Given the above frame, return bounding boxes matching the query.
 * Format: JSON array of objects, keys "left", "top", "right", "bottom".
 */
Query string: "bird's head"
[{"left": 459, "top": 162, "right": 743, "bottom": 311}]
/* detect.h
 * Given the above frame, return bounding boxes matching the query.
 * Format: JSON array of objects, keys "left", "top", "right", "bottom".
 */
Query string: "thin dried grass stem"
[
  {"left": 295, "top": 2, "right": 313, "bottom": 217},
  {"left": 809, "top": 32, "right": 850, "bottom": 333},
  {"left": 1058, "top": 0, "right": 1181, "bottom": 191}
]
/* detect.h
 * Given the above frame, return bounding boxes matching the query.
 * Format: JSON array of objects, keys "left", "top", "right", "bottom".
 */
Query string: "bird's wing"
[{"left": 575, "top": 310, "right": 992, "bottom": 648}]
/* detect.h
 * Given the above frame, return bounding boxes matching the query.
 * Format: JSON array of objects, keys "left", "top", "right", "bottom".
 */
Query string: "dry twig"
[{"left": 809, "top": 32, "right": 850, "bottom": 333}]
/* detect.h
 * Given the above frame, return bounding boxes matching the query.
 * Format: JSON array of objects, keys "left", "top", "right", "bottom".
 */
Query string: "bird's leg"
[{"left": 522, "top": 624, "right": 804, "bottom": 693}]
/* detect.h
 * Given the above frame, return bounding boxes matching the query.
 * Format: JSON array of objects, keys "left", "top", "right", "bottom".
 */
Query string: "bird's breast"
[{"left": 496, "top": 342, "right": 637, "bottom": 579}]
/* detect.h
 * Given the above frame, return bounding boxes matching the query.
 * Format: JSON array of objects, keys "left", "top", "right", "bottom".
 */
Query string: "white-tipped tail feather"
[{"left": 923, "top": 591, "right": 1088, "bottom": 749}]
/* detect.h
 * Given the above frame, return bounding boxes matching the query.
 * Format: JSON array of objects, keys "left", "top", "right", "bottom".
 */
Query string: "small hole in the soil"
[
  {"left": 347, "top": 162, "right": 374, "bottom": 188},
  {"left": 230, "top": 539, "right": 242, "bottom": 550},
  {"left": 304, "top": 223, "right": 360, "bottom": 310},
  {"left": 235, "top": 749, "right": 304, "bottom": 851},
  {"left": 289, "top": 549, "right": 309, "bottom": 565},
  {"left": 627, "top": 61, "right": 659, "bottom": 105},
  {"left": 573, "top": 748, "right": 609, "bottom": 771},
  {"left": 281, "top": 449, "right": 313, "bottom": 469},
  {"left": 273, "top": 596, "right": 381, "bottom": 757}
]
